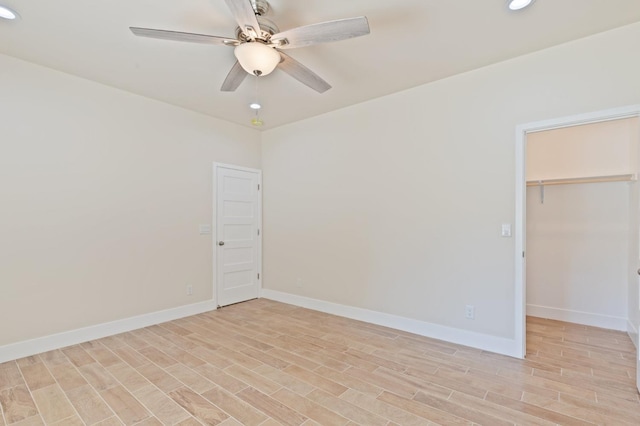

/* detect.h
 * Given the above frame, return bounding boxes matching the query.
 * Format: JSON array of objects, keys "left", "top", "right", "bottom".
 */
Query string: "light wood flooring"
[{"left": 1, "top": 299, "right": 638, "bottom": 425}]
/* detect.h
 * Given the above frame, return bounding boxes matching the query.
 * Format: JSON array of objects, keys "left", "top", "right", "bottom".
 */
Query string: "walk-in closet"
[{"left": 526, "top": 117, "right": 640, "bottom": 330}]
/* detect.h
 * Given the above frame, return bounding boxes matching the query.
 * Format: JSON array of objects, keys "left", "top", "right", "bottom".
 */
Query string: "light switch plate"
[
  {"left": 501, "top": 224, "right": 512, "bottom": 238},
  {"left": 199, "top": 224, "right": 212, "bottom": 235}
]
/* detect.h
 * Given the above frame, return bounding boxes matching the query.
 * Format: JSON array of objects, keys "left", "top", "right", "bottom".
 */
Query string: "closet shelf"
[{"left": 526, "top": 173, "right": 637, "bottom": 187}]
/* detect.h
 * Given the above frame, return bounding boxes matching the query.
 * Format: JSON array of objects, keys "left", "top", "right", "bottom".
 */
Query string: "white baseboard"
[
  {"left": 527, "top": 304, "right": 627, "bottom": 331},
  {"left": 261, "top": 289, "right": 521, "bottom": 358},
  {"left": 0, "top": 300, "right": 217, "bottom": 363},
  {"left": 628, "top": 319, "right": 639, "bottom": 350}
]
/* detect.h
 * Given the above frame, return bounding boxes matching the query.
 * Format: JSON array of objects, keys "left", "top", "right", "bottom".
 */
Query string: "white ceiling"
[{"left": 2, "top": 0, "right": 640, "bottom": 130}]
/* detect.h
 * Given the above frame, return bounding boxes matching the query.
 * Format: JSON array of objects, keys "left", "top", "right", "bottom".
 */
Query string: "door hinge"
[
  {"left": 523, "top": 251, "right": 525, "bottom": 258},
  {"left": 258, "top": 184, "right": 260, "bottom": 190},
  {"left": 257, "top": 273, "right": 260, "bottom": 280}
]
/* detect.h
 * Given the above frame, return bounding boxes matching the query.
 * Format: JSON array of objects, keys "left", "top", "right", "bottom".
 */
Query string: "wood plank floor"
[{"left": 1, "top": 299, "right": 638, "bottom": 425}]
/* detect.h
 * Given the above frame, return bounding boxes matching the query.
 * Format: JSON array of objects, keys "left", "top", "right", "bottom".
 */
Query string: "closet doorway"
[
  {"left": 526, "top": 119, "right": 637, "bottom": 330},
  {"left": 514, "top": 106, "right": 640, "bottom": 393}
]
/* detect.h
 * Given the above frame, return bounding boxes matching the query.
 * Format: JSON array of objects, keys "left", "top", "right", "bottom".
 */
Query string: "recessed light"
[
  {"left": 249, "top": 103, "right": 262, "bottom": 110},
  {"left": 0, "top": 5, "right": 19, "bottom": 20},
  {"left": 508, "top": 0, "right": 535, "bottom": 11}
]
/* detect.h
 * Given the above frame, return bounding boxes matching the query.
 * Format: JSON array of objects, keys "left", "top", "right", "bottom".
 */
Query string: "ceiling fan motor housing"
[
  {"left": 236, "top": 16, "right": 279, "bottom": 41},
  {"left": 234, "top": 0, "right": 278, "bottom": 41}
]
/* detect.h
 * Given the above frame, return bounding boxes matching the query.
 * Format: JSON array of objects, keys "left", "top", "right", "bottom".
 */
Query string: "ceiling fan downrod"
[{"left": 250, "top": 0, "right": 270, "bottom": 16}]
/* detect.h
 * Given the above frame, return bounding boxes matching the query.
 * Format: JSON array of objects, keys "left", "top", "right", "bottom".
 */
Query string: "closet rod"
[{"left": 526, "top": 173, "right": 637, "bottom": 187}]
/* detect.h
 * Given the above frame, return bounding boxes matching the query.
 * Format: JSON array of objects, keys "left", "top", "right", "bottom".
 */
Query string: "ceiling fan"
[{"left": 130, "top": 0, "right": 370, "bottom": 94}]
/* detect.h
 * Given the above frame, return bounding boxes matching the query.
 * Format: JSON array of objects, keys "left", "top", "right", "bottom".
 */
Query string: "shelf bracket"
[{"left": 538, "top": 181, "right": 545, "bottom": 204}]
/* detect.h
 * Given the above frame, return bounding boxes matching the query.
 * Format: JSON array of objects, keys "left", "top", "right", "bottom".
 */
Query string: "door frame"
[
  {"left": 514, "top": 104, "right": 640, "bottom": 359},
  {"left": 212, "top": 162, "right": 263, "bottom": 307}
]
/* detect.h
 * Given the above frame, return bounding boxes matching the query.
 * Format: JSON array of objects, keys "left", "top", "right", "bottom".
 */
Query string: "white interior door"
[{"left": 214, "top": 164, "right": 261, "bottom": 307}]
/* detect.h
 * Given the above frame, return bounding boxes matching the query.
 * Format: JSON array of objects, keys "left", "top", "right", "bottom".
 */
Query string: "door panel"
[
  {"left": 215, "top": 165, "right": 261, "bottom": 307},
  {"left": 223, "top": 200, "right": 254, "bottom": 217}
]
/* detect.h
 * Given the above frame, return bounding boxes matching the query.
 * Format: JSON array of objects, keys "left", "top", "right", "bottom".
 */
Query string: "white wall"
[
  {"left": 526, "top": 182, "right": 630, "bottom": 329},
  {"left": 261, "top": 22, "right": 640, "bottom": 350},
  {"left": 0, "top": 54, "right": 261, "bottom": 347},
  {"left": 527, "top": 118, "right": 639, "bottom": 181}
]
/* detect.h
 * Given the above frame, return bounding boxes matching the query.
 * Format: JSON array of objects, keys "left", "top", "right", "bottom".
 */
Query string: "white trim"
[
  {"left": 516, "top": 105, "right": 640, "bottom": 135},
  {"left": 261, "top": 289, "right": 521, "bottom": 358},
  {"left": 515, "top": 125, "right": 526, "bottom": 359},
  {"left": 0, "top": 300, "right": 217, "bottom": 364},
  {"left": 514, "top": 104, "right": 640, "bottom": 360},
  {"left": 628, "top": 320, "right": 639, "bottom": 350},
  {"left": 212, "top": 163, "right": 263, "bottom": 308},
  {"left": 527, "top": 305, "right": 627, "bottom": 331},
  {"left": 213, "top": 162, "right": 263, "bottom": 175}
]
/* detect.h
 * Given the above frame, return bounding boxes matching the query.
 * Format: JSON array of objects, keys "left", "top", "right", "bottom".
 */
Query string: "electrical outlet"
[
  {"left": 296, "top": 278, "right": 303, "bottom": 288},
  {"left": 465, "top": 305, "right": 475, "bottom": 319},
  {"left": 187, "top": 285, "right": 193, "bottom": 296}
]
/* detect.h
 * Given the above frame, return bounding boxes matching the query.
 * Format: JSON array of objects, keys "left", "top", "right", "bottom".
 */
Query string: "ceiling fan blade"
[
  {"left": 221, "top": 61, "right": 248, "bottom": 92},
  {"left": 224, "top": 0, "right": 261, "bottom": 39},
  {"left": 271, "top": 16, "right": 370, "bottom": 49},
  {"left": 130, "top": 27, "right": 239, "bottom": 46},
  {"left": 278, "top": 52, "right": 331, "bottom": 93}
]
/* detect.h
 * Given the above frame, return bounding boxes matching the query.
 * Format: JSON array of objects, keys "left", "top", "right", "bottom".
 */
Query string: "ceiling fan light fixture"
[
  {"left": 234, "top": 42, "right": 280, "bottom": 76},
  {"left": 507, "top": 0, "right": 535, "bottom": 11},
  {"left": 0, "top": 5, "right": 19, "bottom": 20}
]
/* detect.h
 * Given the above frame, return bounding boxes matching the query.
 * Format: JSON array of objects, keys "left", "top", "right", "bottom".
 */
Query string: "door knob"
[
  {"left": 219, "top": 241, "right": 225, "bottom": 246},
  {"left": 637, "top": 268, "right": 640, "bottom": 275}
]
